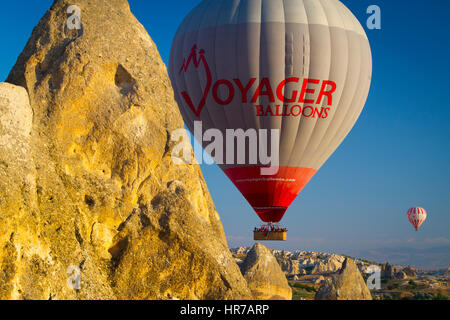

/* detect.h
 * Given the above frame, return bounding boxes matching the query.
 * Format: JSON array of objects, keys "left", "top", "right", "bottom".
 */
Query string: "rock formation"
[
  {"left": 234, "top": 247, "right": 380, "bottom": 278},
  {"left": 395, "top": 270, "right": 408, "bottom": 280},
  {"left": 240, "top": 243, "right": 292, "bottom": 300},
  {"left": 278, "top": 258, "right": 300, "bottom": 276},
  {"left": 311, "top": 255, "right": 344, "bottom": 274},
  {"left": 381, "top": 262, "right": 394, "bottom": 279},
  {"left": 1, "top": 0, "right": 251, "bottom": 299},
  {"left": 309, "top": 275, "right": 325, "bottom": 285},
  {"left": 402, "top": 266, "right": 417, "bottom": 278},
  {"left": 0, "top": 83, "right": 38, "bottom": 299},
  {"left": 315, "top": 258, "right": 372, "bottom": 300},
  {"left": 231, "top": 247, "right": 250, "bottom": 255}
]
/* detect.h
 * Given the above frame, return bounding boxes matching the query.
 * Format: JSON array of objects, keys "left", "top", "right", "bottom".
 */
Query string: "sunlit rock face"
[
  {"left": 315, "top": 258, "right": 372, "bottom": 300},
  {"left": 240, "top": 243, "right": 292, "bottom": 300},
  {"left": 1, "top": 0, "right": 251, "bottom": 300}
]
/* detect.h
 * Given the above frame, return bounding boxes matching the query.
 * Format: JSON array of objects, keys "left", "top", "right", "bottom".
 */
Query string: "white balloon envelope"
[{"left": 169, "top": 0, "right": 372, "bottom": 224}]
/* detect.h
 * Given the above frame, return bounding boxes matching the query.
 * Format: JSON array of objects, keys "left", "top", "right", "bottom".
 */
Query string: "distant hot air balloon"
[
  {"left": 169, "top": 0, "right": 372, "bottom": 240},
  {"left": 407, "top": 207, "right": 427, "bottom": 231}
]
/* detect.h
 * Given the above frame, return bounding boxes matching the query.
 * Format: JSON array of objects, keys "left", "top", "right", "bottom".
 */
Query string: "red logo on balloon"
[
  {"left": 179, "top": 45, "right": 212, "bottom": 117},
  {"left": 179, "top": 45, "right": 337, "bottom": 119}
]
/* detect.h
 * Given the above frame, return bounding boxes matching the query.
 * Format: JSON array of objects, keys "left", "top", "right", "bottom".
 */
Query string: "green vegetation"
[
  {"left": 289, "top": 280, "right": 318, "bottom": 300},
  {"left": 382, "top": 293, "right": 393, "bottom": 300},
  {"left": 404, "top": 280, "right": 426, "bottom": 291},
  {"left": 435, "top": 293, "right": 450, "bottom": 300},
  {"left": 399, "top": 292, "right": 450, "bottom": 300},
  {"left": 375, "top": 281, "right": 449, "bottom": 301},
  {"left": 291, "top": 282, "right": 316, "bottom": 293},
  {"left": 412, "top": 292, "right": 435, "bottom": 300},
  {"left": 387, "top": 283, "right": 399, "bottom": 290},
  {"left": 292, "top": 291, "right": 309, "bottom": 299},
  {"left": 372, "top": 275, "right": 450, "bottom": 301}
]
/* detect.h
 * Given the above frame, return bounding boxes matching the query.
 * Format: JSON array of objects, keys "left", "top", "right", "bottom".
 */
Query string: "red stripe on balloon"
[{"left": 224, "top": 166, "right": 317, "bottom": 223}]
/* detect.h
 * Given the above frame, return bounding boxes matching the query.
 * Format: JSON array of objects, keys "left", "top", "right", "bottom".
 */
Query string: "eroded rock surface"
[
  {"left": 240, "top": 243, "right": 292, "bottom": 300},
  {"left": 315, "top": 258, "right": 372, "bottom": 300},
  {"left": 311, "top": 255, "right": 345, "bottom": 274},
  {"left": 1, "top": 0, "right": 251, "bottom": 300}
]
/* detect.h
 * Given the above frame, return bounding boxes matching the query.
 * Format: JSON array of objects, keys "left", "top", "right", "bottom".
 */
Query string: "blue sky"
[{"left": 1, "top": 1, "right": 449, "bottom": 268}]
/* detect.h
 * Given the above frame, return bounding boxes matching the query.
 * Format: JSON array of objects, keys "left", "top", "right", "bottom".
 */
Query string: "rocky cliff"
[
  {"left": 1, "top": 0, "right": 251, "bottom": 300},
  {"left": 240, "top": 243, "right": 292, "bottom": 300}
]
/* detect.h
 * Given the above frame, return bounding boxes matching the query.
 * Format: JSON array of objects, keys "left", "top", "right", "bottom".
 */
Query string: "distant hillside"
[{"left": 349, "top": 246, "right": 450, "bottom": 270}]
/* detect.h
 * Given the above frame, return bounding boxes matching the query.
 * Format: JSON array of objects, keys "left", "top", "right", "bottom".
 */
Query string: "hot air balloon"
[
  {"left": 407, "top": 207, "right": 427, "bottom": 231},
  {"left": 169, "top": 0, "right": 372, "bottom": 240}
]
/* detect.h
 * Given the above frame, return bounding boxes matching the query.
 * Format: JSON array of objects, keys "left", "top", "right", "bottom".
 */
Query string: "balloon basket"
[{"left": 253, "top": 223, "right": 287, "bottom": 241}]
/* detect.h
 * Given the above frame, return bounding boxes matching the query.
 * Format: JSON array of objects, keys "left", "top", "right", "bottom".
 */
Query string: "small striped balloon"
[{"left": 407, "top": 207, "right": 427, "bottom": 231}]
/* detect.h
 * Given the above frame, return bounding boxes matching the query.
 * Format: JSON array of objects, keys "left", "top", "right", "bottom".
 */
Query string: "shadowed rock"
[
  {"left": 395, "top": 270, "right": 408, "bottom": 280},
  {"left": 381, "top": 262, "right": 394, "bottom": 279}
]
